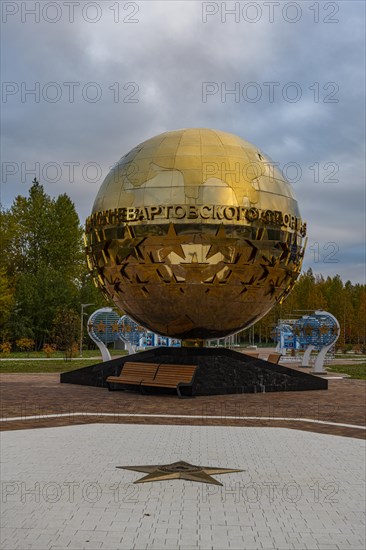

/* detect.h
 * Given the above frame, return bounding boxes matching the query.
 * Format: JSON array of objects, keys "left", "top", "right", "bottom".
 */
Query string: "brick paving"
[
  {"left": 1, "top": 373, "right": 365, "bottom": 550},
  {"left": 1, "top": 424, "right": 365, "bottom": 550},
  {"left": 0, "top": 373, "right": 365, "bottom": 439}
]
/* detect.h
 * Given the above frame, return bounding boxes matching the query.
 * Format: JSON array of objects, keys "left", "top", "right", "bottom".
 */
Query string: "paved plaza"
[
  {"left": 1, "top": 374, "right": 365, "bottom": 438},
  {"left": 1, "top": 374, "right": 365, "bottom": 549},
  {"left": 1, "top": 424, "right": 365, "bottom": 550}
]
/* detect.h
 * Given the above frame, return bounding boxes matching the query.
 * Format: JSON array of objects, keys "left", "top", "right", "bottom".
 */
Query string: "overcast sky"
[{"left": 1, "top": 0, "right": 365, "bottom": 283}]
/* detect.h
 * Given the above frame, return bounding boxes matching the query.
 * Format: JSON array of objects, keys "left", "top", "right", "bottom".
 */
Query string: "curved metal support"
[
  {"left": 302, "top": 345, "right": 315, "bottom": 367},
  {"left": 313, "top": 310, "right": 340, "bottom": 373},
  {"left": 87, "top": 308, "right": 112, "bottom": 362},
  {"left": 118, "top": 337, "right": 136, "bottom": 356}
]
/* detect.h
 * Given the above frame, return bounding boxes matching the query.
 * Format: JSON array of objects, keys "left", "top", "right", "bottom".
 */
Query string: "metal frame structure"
[{"left": 274, "top": 310, "right": 340, "bottom": 372}]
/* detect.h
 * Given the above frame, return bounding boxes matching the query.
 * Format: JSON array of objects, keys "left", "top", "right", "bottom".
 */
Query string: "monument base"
[{"left": 60, "top": 347, "right": 328, "bottom": 395}]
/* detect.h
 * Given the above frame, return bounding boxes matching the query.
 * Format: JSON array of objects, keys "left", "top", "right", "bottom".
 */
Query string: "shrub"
[
  {"left": 0, "top": 342, "right": 11, "bottom": 356},
  {"left": 15, "top": 338, "right": 35, "bottom": 357},
  {"left": 42, "top": 343, "right": 56, "bottom": 358},
  {"left": 71, "top": 342, "right": 79, "bottom": 358},
  {"left": 343, "top": 343, "right": 354, "bottom": 353}
]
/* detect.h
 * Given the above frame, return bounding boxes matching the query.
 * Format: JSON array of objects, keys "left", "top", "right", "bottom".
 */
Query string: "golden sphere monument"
[{"left": 85, "top": 128, "right": 307, "bottom": 344}]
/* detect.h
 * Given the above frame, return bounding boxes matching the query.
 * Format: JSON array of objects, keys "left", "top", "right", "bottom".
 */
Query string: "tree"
[
  {"left": 1, "top": 181, "right": 85, "bottom": 348},
  {"left": 0, "top": 209, "right": 16, "bottom": 340},
  {"left": 356, "top": 290, "right": 366, "bottom": 350},
  {"left": 53, "top": 308, "right": 79, "bottom": 360},
  {"left": 5, "top": 182, "right": 83, "bottom": 276},
  {"left": 0, "top": 266, "right": 13, "bottom": 338}
]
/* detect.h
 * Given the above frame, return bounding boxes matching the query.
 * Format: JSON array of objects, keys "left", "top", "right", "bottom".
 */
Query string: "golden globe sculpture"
[{"left": 85, "top": 128, "right": 306, "bottom": 344}]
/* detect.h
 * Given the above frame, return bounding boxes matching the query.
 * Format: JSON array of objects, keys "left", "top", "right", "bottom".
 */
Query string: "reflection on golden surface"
[
  {"left": 86, "top": 129, "right": 306, "bottom": 341},
  {"left": 92, "top": 128, "right": 298, "bottom": 216}
]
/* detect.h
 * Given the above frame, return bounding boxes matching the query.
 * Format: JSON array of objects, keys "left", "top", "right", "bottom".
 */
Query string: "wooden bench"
[
  {"left": 267, "top": 353, "right": 281, "bottom": 364},
  {"left": 141, "top": 364, "right": 197, "bottom": 398},
  {"left": 106, "top": 362, "right": 158, "bottom": 390}
]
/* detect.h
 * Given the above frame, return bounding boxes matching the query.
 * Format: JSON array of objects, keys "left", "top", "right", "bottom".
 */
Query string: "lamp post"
[{"left": 80, "top": 303, "right": 93, "bottom": 357}]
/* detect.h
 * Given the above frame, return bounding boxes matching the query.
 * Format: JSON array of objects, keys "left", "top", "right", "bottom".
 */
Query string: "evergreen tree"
[{"left": 0, "top": 181, "right": 103, "bottom": 348}]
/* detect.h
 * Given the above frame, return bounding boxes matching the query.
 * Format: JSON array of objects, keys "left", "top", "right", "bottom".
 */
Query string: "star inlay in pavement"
[{"left": 116, "top": 460, "right": 244, "bottom": 485}]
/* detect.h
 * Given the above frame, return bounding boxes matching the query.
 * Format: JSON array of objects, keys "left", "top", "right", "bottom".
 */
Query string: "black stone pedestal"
[{"left": 60, "top": 347, "right": 328, "bottom": 395}]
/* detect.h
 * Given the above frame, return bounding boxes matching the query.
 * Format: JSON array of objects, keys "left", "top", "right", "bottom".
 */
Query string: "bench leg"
[
  {"left": 177, "top": 384, "right": 194, "bottom": 399},
  {"left": 107, "top": 382, "right": 120, "bottom": 391}
]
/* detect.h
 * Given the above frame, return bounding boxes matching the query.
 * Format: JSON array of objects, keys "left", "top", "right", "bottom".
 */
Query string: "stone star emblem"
[{"left": 116, "top": 460, "right": 244, "bottom": 485}]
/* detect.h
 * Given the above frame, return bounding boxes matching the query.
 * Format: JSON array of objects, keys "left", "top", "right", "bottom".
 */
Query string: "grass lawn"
[
  {"left": 4, "top": 349, "right": 125, "bottom": 359},
  {"left": 0, "top": 360, "right": 99, "bottom": 373},
  {"left": 335, "top": 354, "right": 366, "bottom": 360},
  {"left": 0, "top": 354, "right": 127, "bottom": 373},
  {"left": 327, "top": 363, "right": 366, "bottom": 380}
]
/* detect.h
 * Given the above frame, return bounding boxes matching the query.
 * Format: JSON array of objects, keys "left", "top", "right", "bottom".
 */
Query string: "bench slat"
[
  {"left": 106, "top": 362, "right": 159, "bottom": 386},
  {"left": 107, "top": 362, "right": 197, "bottom": 397},
  {"left": 143, "top": 382, "right": 177, "bottom": 388},
  {"left": 267, "top": 354, "right": 281, "bottom": 364},
  {"left": 141, "top": 364, "right": 197, "bottom": 397}
]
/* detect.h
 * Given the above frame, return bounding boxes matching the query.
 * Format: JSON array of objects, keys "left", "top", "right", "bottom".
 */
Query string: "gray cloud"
[{"left": 1, "top": 0, "right": 365, "bottom": 282}]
